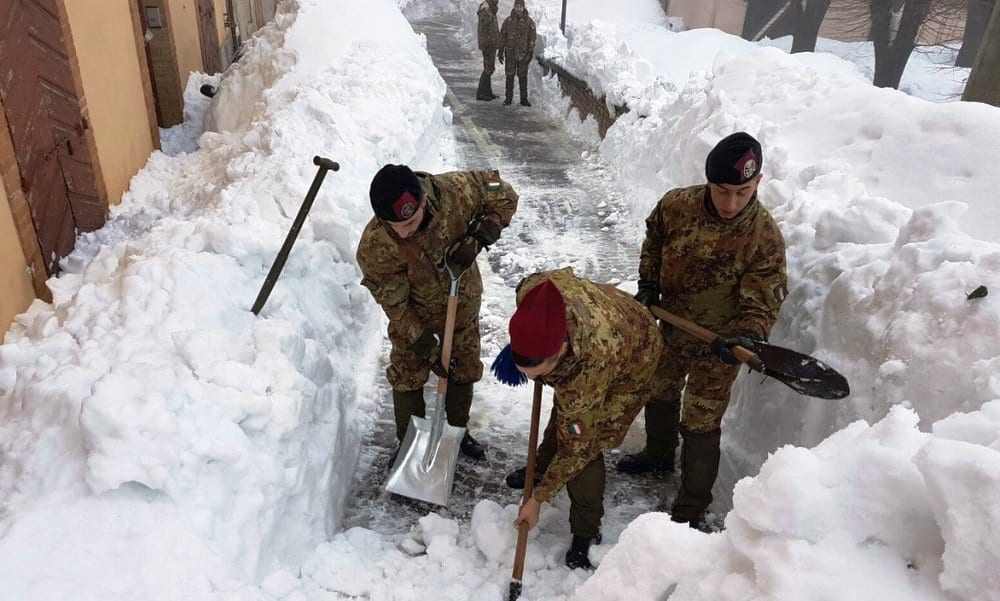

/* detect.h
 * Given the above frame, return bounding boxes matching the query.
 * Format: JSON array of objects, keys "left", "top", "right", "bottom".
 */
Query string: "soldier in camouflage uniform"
[
  {"left": 356, "top": 164, "right": 518, "bottom": 460},
  {"left": 504, "top": 267, "right": 664, "bottom": 569},
  {"left": 618, "top": 132, "right": 787, "bottom": 529},
  {"left": 476, "top": 0, "right": 501, "bottom": 101},
  {"left": 498, "top": 0, "right": 536, "bottom": 106}
]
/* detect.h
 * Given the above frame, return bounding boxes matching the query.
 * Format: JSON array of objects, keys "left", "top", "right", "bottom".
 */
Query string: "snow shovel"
[
  {"left": 385, "top": 268, "right": 465, "bottom": 506},
  {"left": 252, "top": 156, "right": 340, "bottom": 315},
  {"left": 508, "top": 380, "right": 544, "bottom": 601},
  {"left": 648, "top": 306, "right": 850, "bottom": 400}
]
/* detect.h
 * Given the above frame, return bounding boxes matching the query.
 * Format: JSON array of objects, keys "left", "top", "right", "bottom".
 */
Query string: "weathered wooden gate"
[
  {"left": 196, "top": 0, "right": 221, "bottom": 74},
  {"left": 0, "top": 0, "right": 104, "bottom": 275}
]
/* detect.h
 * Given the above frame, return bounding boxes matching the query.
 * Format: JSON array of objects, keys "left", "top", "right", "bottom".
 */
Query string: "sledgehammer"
[{"left": 252, "top": 156, "right": 339, "bottom": 315}]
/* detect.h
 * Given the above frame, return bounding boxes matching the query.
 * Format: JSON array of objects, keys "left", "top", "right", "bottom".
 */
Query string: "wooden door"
[
  {"left": 195, "top": 0, "right": 221, "bottom": 73},
  {"left": 0, "top": 0, "right": 104, "bottom": 275}
]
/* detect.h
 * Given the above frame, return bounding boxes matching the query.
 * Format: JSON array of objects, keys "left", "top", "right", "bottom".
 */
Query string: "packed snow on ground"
[{"left": 1, "top": 0, "right": 999, "bottom": 600}]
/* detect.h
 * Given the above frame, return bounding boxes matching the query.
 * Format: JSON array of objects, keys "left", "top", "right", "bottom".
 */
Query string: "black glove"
[
  {"left": 709, "top": 332, "right": 764, "bottom": 366},
  {"left": 446, "top": 235, "right": 480, "bottom": 274},
  {"left": 412, "top": 330, "right": 440, "bottom": 364},
  {"left": 445, "top": 219, "right": 502, "bottom": 274},
  {"left": 468, "top": 218, "right": 502, "bottom": 249},
  {"left": 634, "top": 278, "right": 660, "bottom": 307}
]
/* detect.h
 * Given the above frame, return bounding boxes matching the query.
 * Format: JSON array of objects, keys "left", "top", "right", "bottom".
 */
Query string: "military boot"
[
  {"left": 564, "top": 533, "right": 602, "bottom": 570},
  {"left": 505, "top": 466, "right": 543, "bottom": 489},
  {"left": 671, "top": 427, "right": 722, "bottom": 524},
  {"left": 460, "top": 432, "right": 485, "bottom": 460},
  {"left": 518, "top": 76, "right": 531, "bottom": 106},
  {"left": 476, "top": 72, "right": 493, "bottom": 101},
  {"left": 446, "top": 382, "right": 485, "bottom": 459},
  {"left": 617, "top": 399, "right": 680, "bottom": 474},
  {"left": 392, "top": 389, "right": 426, "bottom": 442},
  {"left": 504, "top": 75, "right": 515, "bottom": 105},
  {"left": 616, "top": 451, "right": 674, "bottom": 474}
]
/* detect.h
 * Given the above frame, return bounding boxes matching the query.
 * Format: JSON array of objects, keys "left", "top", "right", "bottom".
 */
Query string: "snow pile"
[
  {"left": 0, "top": 0, "right": 451, "bottom": 597},
  {"left": 508, "top": 0, "right": 1000, "bottom": 474},
  {"left": 576, "top": 402, "right": 1000, "bottom": 601}
]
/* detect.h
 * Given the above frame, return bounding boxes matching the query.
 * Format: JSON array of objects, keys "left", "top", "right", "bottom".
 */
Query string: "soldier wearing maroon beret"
[{"left": 503, "top": 267, "right": 664, "bottom": 569}]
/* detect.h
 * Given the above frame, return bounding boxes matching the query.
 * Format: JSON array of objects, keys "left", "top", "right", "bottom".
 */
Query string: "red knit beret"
[{"left": 509, "top": 280, "right": 567, "bottom": 360}]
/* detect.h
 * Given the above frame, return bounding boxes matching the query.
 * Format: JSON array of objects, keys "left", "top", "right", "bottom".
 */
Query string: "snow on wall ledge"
[{"left": 0, "top": 0, "right": 449, "bottom": 596}]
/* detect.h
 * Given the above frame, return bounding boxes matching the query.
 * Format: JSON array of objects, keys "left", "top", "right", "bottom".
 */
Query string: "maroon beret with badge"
[{"left": 509, "top": 280, "right": 567, "bottom": 361}]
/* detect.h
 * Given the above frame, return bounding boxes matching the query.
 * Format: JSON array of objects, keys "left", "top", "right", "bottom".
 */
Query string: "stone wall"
[{"left": 536, "top": 57, "right": 629, "bottom": 138}]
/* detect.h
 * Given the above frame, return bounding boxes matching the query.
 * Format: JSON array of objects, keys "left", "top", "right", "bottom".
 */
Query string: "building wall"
[
  {"left": 819, "top": 0, "right": 966, "bottom": 45},
  {"left": 676, "top": 0, "right": 965, "bottom": 46},
  {"left": 145, "top": 0, "right": 184, "bottom": 125},
  {"left": 667, "top": 0, "right": 719, "bottom": 30},
  {"left": 215, "top": 0, "right": 228, "bottom": 43},
  {"left": 0, "top": 167, "right": 35, "bottom": 336},
  {"left": 666, "top": 0, "right": 748, "bottom": 35},
  {"left": 166, "top": 0, "right": 205, "bottom": 88},
  {"left": 64, "top": 0, "right": 157, "bottom": 206},
  {"left": 715, "top": 0, "right": 748, "bottom": 35}
]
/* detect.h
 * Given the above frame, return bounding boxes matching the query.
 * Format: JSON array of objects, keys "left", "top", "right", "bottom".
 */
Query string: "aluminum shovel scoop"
[{"left": 385, "top": 270, "right": 465, "bottom": 506}]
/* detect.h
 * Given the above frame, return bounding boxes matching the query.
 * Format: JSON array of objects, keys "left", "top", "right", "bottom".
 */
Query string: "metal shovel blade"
[
  {"left": 754, "top": 343, "right": 851, "bottom": 400},
  {"left": 385, "top": 414, "right": 465, "bottom": 506}
]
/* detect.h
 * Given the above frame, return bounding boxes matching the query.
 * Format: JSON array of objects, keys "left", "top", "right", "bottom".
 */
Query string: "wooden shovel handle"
[
  {"left": 436, "top": 276, "right": 460, "bottom": 394},
  {"left": 511, "top": 381, "right": 543, "bottom": 584},
  {"left": 648, "top": 305, "right": 763, "bottom": 371}
]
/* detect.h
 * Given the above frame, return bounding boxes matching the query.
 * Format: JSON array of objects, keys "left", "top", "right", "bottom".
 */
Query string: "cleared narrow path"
[{"left": 342, "top": 14, "right": 695, "bottom": 539}]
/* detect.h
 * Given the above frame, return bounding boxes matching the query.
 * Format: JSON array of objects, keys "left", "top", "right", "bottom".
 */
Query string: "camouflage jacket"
[
  {"left": 517, "top": 267, "right": 664, "bottom": 503},
  {"left": 357, "top": 170, "right": 518, "bottom": 347},
  {"left": 478, "top": 1, "right": 500, "bottom": 49},
  {"left": 639, "top": 185, "right": 787, "bottom": 349},
  {"left": 499, "top": 9, "right": 536, "bottom": 63}
]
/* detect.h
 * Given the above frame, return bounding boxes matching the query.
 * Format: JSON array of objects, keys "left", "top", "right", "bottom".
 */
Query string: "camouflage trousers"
[
  {"left": 387, "top": 315, "right": 483, "bottom": 392},
  {"left": 642, "top": 330, "right": 740, "bottom": 521},
  {"left": 504, "top": 58, "right": 530, "bottom": 79},
  {"left": 533, "top": 406, "right": 605, "bottom": 539},
  {"left": 481, "top": 47, "right": 497, "bottom": 75},
  {"left": 643, "top": 333, "right": 740, "bottom": 460}
]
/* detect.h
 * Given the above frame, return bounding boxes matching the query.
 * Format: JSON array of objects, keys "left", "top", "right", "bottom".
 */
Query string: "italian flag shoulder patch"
[
  {"left": 486, "top": 179, "right": 502, "bottom": 192},
  {"left": 567, "top": 421, "right": 585, "bottom": 436}
]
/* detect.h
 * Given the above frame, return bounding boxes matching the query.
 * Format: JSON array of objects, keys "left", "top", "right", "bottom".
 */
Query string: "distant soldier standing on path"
[
  {"left": 618, "top": 132, "right": 787, "bottom": 529},
  {"left": 356, "top": 164, "right": 519, "bottom": 460},
  {"left": 499, "top": 0, "right": 536, "bottom": 106},
  {"left": 502, "top": 268, "right": 664, "bottom": 569},
  {"left": 476, "top": 0, "right": 501, "bottom": 101}
]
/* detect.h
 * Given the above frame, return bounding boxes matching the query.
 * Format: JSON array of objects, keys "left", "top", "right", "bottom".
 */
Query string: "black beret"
[
  {"left": 370, "top": 164, "right": 422, "bottom": 222},
  {"left": 705, "top": 132, "right": 763, "bottom": 185}
]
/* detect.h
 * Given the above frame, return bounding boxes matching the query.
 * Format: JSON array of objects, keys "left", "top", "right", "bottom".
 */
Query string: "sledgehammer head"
[{"left": 313, "top": 156, "right": 340, "bottom": 171}]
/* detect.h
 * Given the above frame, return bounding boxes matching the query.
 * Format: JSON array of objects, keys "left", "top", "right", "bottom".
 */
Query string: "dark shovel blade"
[{"left": 753, "top": 343, "right": 850, "bottom": 400}]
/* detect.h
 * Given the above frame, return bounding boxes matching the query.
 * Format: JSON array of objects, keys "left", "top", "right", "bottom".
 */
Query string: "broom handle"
[
  {"left": 511, "top": 381, "right": 543, "bottom": 585},
  {"left": 648, "top": 305, "right": 763, "bottom": 370}
]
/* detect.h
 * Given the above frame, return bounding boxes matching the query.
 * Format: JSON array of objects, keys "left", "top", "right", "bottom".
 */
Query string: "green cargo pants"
[{"left": 533, "top": 406, "right": 605, "bottom": 539}]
